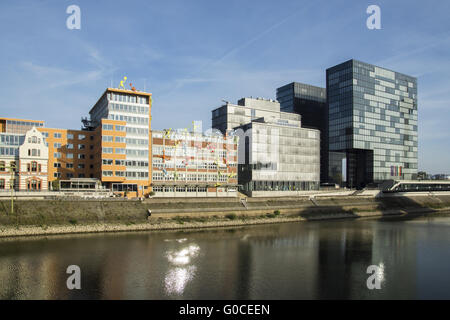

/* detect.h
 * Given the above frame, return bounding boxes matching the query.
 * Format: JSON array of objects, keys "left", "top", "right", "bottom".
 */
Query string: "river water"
[{"left": 1, "top": 215, "right": 449, "bottom": 299}]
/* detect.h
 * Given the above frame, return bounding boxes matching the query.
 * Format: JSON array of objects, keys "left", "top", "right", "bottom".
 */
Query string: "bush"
[
  {"left": 266, "top": 213, "right": 276, "bottom": 218},
  {"left": 149, "top": 191, "right": 156, "bottom": 197},
  {"left": 274, "top": 210, "right": 281, "bottom": 216},
  {"left": 225, "top": 213, "right": 237, "bottom": 220},
  {"left": 68, "top": 219, "right": 77, "bottom": 225}
]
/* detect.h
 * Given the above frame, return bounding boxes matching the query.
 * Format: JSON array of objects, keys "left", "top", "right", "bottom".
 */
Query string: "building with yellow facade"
[{"left": 1, "top": 87, "right": 152, "bottom": 197}]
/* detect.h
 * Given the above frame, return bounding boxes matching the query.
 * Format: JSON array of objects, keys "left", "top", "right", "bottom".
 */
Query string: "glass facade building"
[
  {"left": 277, "top": 82, "right": 328, "bottom": 183},
  {"left": 327, "top": 59, "right": 418, "bottom": 187}
]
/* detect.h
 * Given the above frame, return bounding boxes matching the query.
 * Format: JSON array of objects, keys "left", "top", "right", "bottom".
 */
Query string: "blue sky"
[{"left": 0, "top": 0, "right": 449, "bottom": 173}]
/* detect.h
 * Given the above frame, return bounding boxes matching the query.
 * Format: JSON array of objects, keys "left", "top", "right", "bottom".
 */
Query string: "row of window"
[
  {"left": 54, "top": 153, "right": 86, "bottom": 159},
  {"left": 109, "top": 103, "right": 149, "bottom": 115},
  {"left": 54, "top": 173, "right": 86, "bottom": 178},
  {"left": 0, "top": 178, "right": 42, "bottom": 190},
  {"left": 109, "top": 93, "right": 149, "bottom": 105},
  {"left": 102, "top": 124, "right": 126, "bottom": 131},
  {"left": 152, "top": 186, "right": 208, "bottom": 193},
  {"left": 107, "top": 114, "right": 149, "bottom": 125},
  {"left": 53, "top": 143, "right": 86, "bottom": 150},
  {"left": 152, "top": 172, "right": 229, "bottom": 182},
  {"left": 49, "top": 133, "right": 87, "bottom": 140},
  {"left": 54, "top": 162, "right": 87, "bottom": 169},
  {"left": 103, "top": 159, "right": 148, "bottom": 167},
  {"left": 102, "top": 171, "right": 149, "bottom": 178}
]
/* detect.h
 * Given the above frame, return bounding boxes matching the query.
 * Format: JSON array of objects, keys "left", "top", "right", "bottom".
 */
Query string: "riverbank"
[{"left": 1, "top": 205, "right": 450, "bottom": 239}]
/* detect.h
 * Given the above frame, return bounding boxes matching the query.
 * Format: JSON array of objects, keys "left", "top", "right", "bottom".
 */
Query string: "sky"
[{"left": 0, "top": 0, "right": 449, "bottom": 174}]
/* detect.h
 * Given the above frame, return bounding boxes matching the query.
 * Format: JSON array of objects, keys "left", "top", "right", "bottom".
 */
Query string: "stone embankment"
[{"left": 0, "top": 194, "right": 449, "bottom": 238}]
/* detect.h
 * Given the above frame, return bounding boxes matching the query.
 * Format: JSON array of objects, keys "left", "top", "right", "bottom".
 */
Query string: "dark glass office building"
[
  {"left": 276, "top": 82, "right": 328, "bottom": 183},
  {"left": 327, "top": 59, "right": 418, "bottom": 188}
]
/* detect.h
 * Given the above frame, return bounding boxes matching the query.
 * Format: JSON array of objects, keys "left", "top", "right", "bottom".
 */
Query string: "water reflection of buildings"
[
  {"left": 369, "top": 222, "right": 417, "bottom": 299},
  {"left": 315, "top": 221, "right": 418, "bottom": 299},
  {"left": 0, "top": 220, "right": 423, "bottom": 300}
]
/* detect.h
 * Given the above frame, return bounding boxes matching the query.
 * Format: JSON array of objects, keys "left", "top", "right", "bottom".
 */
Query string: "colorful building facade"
[{"left": 151, "top": 129, "right": 238, "bottom": 197}]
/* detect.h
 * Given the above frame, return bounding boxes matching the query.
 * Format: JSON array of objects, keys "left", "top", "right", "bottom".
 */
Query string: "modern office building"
[
  {"left": 276, "top": 82, "right": 328, "bottom": 183},
  {"left": 327, "top": 59, "right": 418, "bottom": 188},
  {"left": 151, "top": 129, "right": 238, "bottom": 197},
  {"left": 212, "top": 97, "right": 320, "bottom": 196},
  {"left": 84, "top": 88, "right": 152, "bottom": 196}
]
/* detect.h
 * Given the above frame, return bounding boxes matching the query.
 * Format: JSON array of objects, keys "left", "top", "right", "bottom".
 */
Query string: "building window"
[
  {"left": 54, "top": 143, "right": 61, "bottom": 148},
  {"left": 54, "top": 163, "right": 61, "bottom": 168},
  {"left": 54, "top": 152, "right": 61, "bottom": 158},
  {"left": 54, "top": 133, "right": 62, "bottom": 138},
  {"left": 27, "top": 179, "right": 41, "bottom": 190},
  {"left": 54, "top": 172, "right": 61, "bottom": 178},
  {"left": 78, "top": 144, "right": 85, "bottom": 150},
  {"left": 0, "top": 179, "right": 5, "bottom": 189},
  {"left": 78, "top": 154, "right": 85, "bottom": 159},
  {"left": 67, "top": 134, "right": 74, "bottom": 139},
  {"left": 0, "top": 161, "right": 5, "bottom": 172},
  {"left": 66, "top": 163, "right": 74, "bottom": 168},
  {"left": 31, "top": 161, "right": 38, "bottom": 172},
  {"left": 78, "top": 164, "right": 85, "bottom": 169},
  {"left": 67, "top": 153, "right": 74, "bottom": 159},
  {"left": 67, "top": 144, "right": 74, "bottom": 149},
  {"left": 102, "top": 124, "right": 114, "bottom": 131},
  {"left": 78, "top": 134, "right": 86, "bottom": 140},
  {"left": 67, "top": 173, "right": 74, "bottom": 178}
]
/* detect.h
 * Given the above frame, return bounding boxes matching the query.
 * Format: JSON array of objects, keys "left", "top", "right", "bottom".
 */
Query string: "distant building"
[
  {"left": 151, "top": 129, "right": 238, "bottom": 197},
  {"left": 327, "top": 59, "right": 418, "bottom": 188},
  {"left": 211, "top": 97, "right": 300, "bottom": 134},
  {"left": 276, "top": 82, "right": 328, "bottom": 183},
  {"left": 212, "top": 97, "right": 320, "bottom": 196},
  {"left": 431, "top": 174, "right": 450, "bottom": 180}
]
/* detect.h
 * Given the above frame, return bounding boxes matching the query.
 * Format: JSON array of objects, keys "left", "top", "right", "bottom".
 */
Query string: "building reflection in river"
[{"left": 1, "top": 216, "right": 449, "bottom": 299}]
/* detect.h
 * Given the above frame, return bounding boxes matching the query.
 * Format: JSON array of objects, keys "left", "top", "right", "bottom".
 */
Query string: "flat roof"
[
  {"left": 0, "top": 117, "right": 45, "bottom": 123},
  {"left": 89, "top": 88, "right": 152, "bottom": 114}
]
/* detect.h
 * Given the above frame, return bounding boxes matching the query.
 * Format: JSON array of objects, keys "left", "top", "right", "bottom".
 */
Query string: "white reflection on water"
[
  {"left": 164, "top": 244, "right": 200, "bottom": 295},
  {"left": 165, "top": 266, "right": 196, "bottom": 295},
  {"left": 376, "top": 262, "right": 385, "bottom": 284}
]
